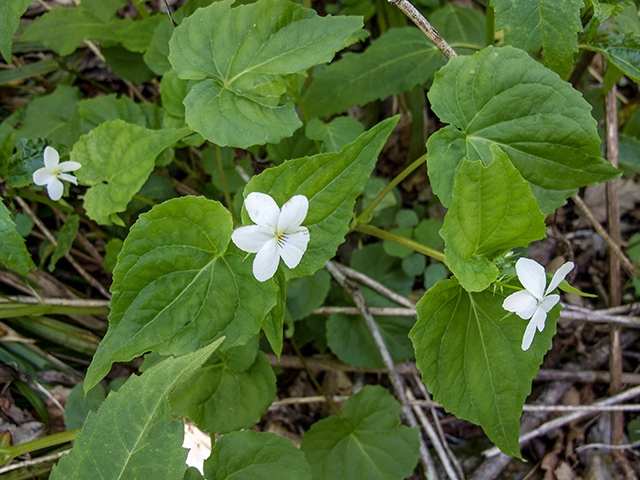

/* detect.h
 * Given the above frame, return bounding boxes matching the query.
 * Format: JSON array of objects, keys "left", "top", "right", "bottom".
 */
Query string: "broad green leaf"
[
  {"left": 265, "top": 126, "right": 316, "bottom": 165},
  {"left": 64, "top": 381, "right": 106, "bottom": 431},
  {"left": 168, "top": 0, "right": 363, "bottom": 147},
  {"left": 0, "top": 0, "right": 32, "bottom": 63},
  {"left": 262, "top": 269, "right": 286, "bottom": 356},
  {"left": 52, "top": 339, "right": 224, "bottom": 480},
  {"left": 72, "top": 120, "right": 190, "bottom": 225},
  {"left": 80, "top": 0, "right": 127, "bottom": 19},
  {"left": 78, "top": 94, "right": 148, "bottom": 134},
  {"left": 16, "top": 86, "right": 82, "bottom": 148},
  {"left": 49, "top": 214, "right": 80, "bottom": 272},
  {"left": 102, "top": 46, "right": 156, "bottom": 84},
  {"left": 305, "top": 27, "right": 444, "bottom": 118},
  {"left": 305, "top": 5, "right": 483, "bottom": 119},
  {"left": 0, "top": 202, "right": 35, "bottom": 275},
  {"left": 5, "top": 139, "right": 48, "bottom": 189},
  {"left": 301, "top": 385, "right": 420, "bottom": 480},
  {"left": 305, "top": 117, "right": 364, "bottom": 153},
  {"left": 582, "top": 34, "right": 640, "bottom": 82},
  {"left": 84, "top": 197, "right": 278, "bottom": 391},
  {"left": 427, "top": 46, "right": 620, "bottom": 214},
  {"left": 170, "top": 337, "right": 276, "bottom": 433},
  {"left": 286, "top": 268, "right": 331, "bottom": 321},
  {"left": 583, "top": 0, "right": 624, "bottom": 42},
  {"left": 242, "top": 116, "right": 398, "bottom": 279},
  {"left": 409, "top": 278, "right": 558, "bottom": 457},
  {"left": 161, "top": 70, "right": 199, "bottom": 125},
  {"left": 493, "top": 0, "right": 583, "bottom": 77},
  {"left": 204, "top": 430, "right": 312, "bottom": 480},
  {"left": 441, "top": 145, "right": 546, "bottom": 292}
]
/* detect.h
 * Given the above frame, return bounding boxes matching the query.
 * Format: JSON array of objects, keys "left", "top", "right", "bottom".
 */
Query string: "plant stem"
[
  {"left": 485, "top": 0, "right": 494, "bottom": 47},
  {"left": 290, "top": 339, "right": 344, "bottom": 418},
  {"left": 354, "top": 154, "right": 426, "bottom": 225},
  {"left": 353, "top": 223, "right": 447, "bottom": 264},
  {"left": 8, "top": 189, "right": 74, "bottom": 214},
  {"left": 215, "top": 144, "right": 239, "bottom": 227},
  {"left": 0, "top": 303, "right": 109, "bottom": 319},
  {"left": 132, "top": 195, "right": 156, "bottom": 207},
  {"left": 0, "top": 429, "right": 78, "bottom": 467},
  {"left": 130, "top": 0, "right": 150, "bottom": 18}
]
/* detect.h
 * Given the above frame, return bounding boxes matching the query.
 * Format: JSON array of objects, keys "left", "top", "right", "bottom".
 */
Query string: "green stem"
[
  {"left": 0, "top": 429, "right": 78, "bottom": 467},
  {"left": 130, "top": 0, "right": 150, "bottom": 19},
  {"left": 132, "top": 194, "right": 156, "bottom": 207},
  {"left": 354, "top": 154, "right": 426, "bottom": 225},
  {"left": 493, "top": 281, "right": 521, "bottom": 292},
  {"left": 486, "top": 0, "right": 495, "bottom": 47},
  {"left": 8, "top": 189, "right": 74, "bottom": 214},
  {"left": 216, "top": 144, "right": 239, "bottom": 227},
  {"left": 288, "top": 78, "right": 322, "bottom": 152},
  {"left": 353, "top": 223, "right": 447, "bottom": 264},
  {"left": 0, "top": 304, "right": 109, "bottom": 319},
  {"left": 449, "top": 42, "right": 484, "bottom": 51}
]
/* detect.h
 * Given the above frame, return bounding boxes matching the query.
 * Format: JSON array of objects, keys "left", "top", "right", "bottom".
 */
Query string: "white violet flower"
[
  {"left": 32, "top": 146, "right": 81, "bottom": 201},
  {"left": 502, "top": 258, "right": 574, "bottom": 351},
  {"left": 231, "top": 192, "right": 310, "bottom": 282}
]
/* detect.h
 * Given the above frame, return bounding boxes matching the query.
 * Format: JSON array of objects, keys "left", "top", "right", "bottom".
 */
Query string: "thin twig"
[
  {"left": 0, "top": 296, "right": 109, "bottom": 307},
  {"left": 406, "top": 388, "right": 460, "bottom": 480},
  {"left": 0, "top": 449, "right": 71, "bottom": 475},
  {"left": 270, "top": 395, "right": 350, "bottom": 407},
  {"left": 328, "top": 262, "right": 415, "bottom": 308},
  {"left": 572, "top": 194, "right": 640, "bottom": 281},
  {"left": 576, "top": 439, "right": 640, "bottom": 453},
  {"left": 325, "top": 260, "right": 438, "bottom": 480},
  {"left": 14, "top": 197, "right": 111, "bottom": 299},
  {"left": 389, "top": 0, "right": 457, "bottom": 59},
  {"left": 483, "top": 384, "right": 640, "bottom": 457}
]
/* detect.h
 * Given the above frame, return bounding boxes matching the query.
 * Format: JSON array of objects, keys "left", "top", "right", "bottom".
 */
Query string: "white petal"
[
  {"left": 278, "top": 195, "right": 308, "bottom": 231},
  {"left": 515, "top": 258, "right": 546, "bottom": 301},
  {"left": 540, "top": 294, "right": 559, "bottom": 313},
  {"left": 545, "top": 261, "right": 574, "bottom": 296},
  {"left": 278, "top": 227, "right": 310, "bottom": 269},
  {"left": 244, "top": 192, "right": 280, "bottom": 228},
  {"left": 47, "top": 177, "right": 64, "bottom": 201},
  {"left": 252, "top": 240, "right": 279, "bottom": 282},
  {"left": 521, "top": 318, "right": 537, "bottom": 351},
  {"left": 502, "top": 290, "right": 538, "bottom": 319},
  {"left": 530, "top": 305, "right": 548, "bottom": 333},
  {"left": 231, "top": 225, "right": 274, "bottom": 253},
  {"left": 57, "top": 173, "right": 77, "bottom": 185},
  {"left": 33, "top": 168, "right": 54, "bottom": 186},
  {"left": 58, "top": 161, "right": 81, "bottom": 173},
  {"left": 43, "top": 146, "right": 59, "bottom": 169}
]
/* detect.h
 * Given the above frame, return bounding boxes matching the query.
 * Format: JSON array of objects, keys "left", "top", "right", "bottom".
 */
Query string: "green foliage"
[
  {"left": 49, "top": 214, "right": 80, "bottom": 272},
  {"left": 170, "top": 337, "right": 276, "bottom": 433},
  {"left": 441, "top": 145, "right": 547, "bottom": 292},
  {"left": 305, "top": 117, "right": 364, "bottom": 153},
  {"left": 64, "top": 382, "right": 106, "bottom": 431},
  {"left": 243, "top": 117, "right": 398, "bottom": 279},
  {"left": 84, "top": 197, "right": 278, "bottom": 391},
  {"left": 204, "top": 430, "right": 312, "bottom": 480},
  {"left": 52, "top": 339, "right": 224, "bottom": 480},
  {"left": 72, "top": 120, "right": 190, "bottom": 225},
  {"left": 168, "top": 0, "right": 363, "bottom": 147},
  {"left": 427, "top": 46, "right": 620, "bottom": 214},
  {"left": 583, "top": 34, "right": 640, "bottom": 82},
  {"left": 5, "top": 139, "right": 49, "bottom": 189},
  {"left": 410, "top": 278, "right": 558, "bottom": 457},
  {"left": 0, "top": 0, "right": 32, "bottom": 63},
  {"left": 0, "top": 202, "right": 35, "bottom": 275},
  {"left": 301, "top": 385, "right": 420, "bottom": 480},
  {"left": 493, "top": 0, "right": 583, "bottom": 77},
  {"left": 286, "top": 268, "right": 331, "bottom": 321}
]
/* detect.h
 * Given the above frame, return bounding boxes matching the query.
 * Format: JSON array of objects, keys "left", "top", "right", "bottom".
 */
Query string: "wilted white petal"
[
  {"left": 47, "top": 177, "right": 64, "bottom": 201},
  {"left": 540, "top": 294, "right": 560, "bottom": 313},
  {"left": 33, "top": 168, "right": 54, "bottom": 186},
  {"left": 545, "top": 262, "right": 575, "bottom": 296},
  {"left": 515, "top": 258, "right": 546, "bottom": 301},
  {"left": 278, "top": 228, "right": 310, "bottom": 269},
  {"left": 57, "top": 173, "right": 77, "bottom": 185},
  {"left": 521, "top": 318, "right": 537, "bottom": 351},
  {"left": 253, "top": 240, "right": 279, "bottom": 282},
  {"left": 278, "top": 195, "right": 308, "bottom": 231},
  {"left": 43, "top": 146, "right": 59, "bottom": 169},
  {"left": 245, "top": 192, "right": 280, "bottom": 228},
  {"left": 502, "top": 290, "right": 538, "bottom": 320},
  {"left": 231, "top": 225, "right": 273, "bottom": 253},
  {"left": 58, "top": 161, "right": 81, "bottom": 173}
]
